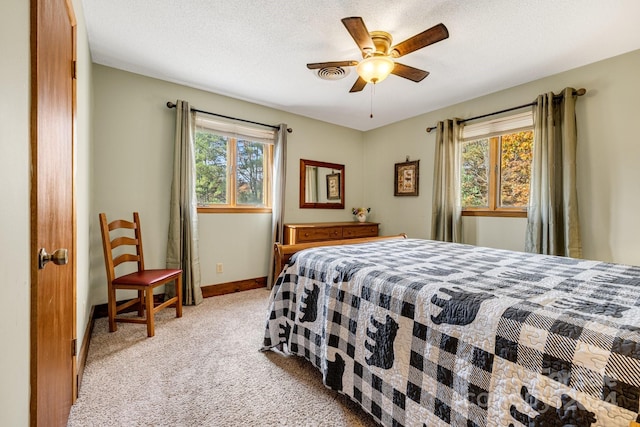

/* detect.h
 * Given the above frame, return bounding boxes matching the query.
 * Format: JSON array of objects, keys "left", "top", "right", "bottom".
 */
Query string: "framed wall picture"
[
  {"left": 326, "top": 173, "right": 341, "bottom": 200},
  {"left": 394, "top": 160, "right": 419, "bottom": 196}
]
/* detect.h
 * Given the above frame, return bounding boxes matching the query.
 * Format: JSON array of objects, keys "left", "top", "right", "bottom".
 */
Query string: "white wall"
[
  {"left": 364, "top": 49, "right": 640, "bottom": 265},
  {"left": 90, "top": 65, "right": 364, "bottom": 300},
  {"left": 0, "top": 1, "right": 31, "bottom": 425}
]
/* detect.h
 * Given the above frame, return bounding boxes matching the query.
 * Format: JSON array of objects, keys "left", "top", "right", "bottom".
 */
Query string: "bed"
[{"left": 262, "top": 237, "right": 640, "bottom": 426}]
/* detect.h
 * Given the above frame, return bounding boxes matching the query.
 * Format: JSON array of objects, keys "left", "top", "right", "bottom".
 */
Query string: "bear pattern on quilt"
[
  {"left": 325, "top": 353, "right": 345, "bottom": 391},
  {"left": 430, "top": 287, "right": 495, "bottom": 326},
  {"left": 364, "top": 314, "right": 399, "bottom": 369},
  {"left": 509, "top": 386, "right": 597, "bottom": 427},
  {"left": 299, "top": 284, "right": 319, "bottom": 323},
  {"left": 262, "top": 239, "right": 640, "bottom": 426}
]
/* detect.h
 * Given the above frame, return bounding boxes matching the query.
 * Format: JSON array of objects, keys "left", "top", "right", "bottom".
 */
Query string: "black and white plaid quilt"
[{"left": 262, "top": 238, "right": 640, "bottom": 426}]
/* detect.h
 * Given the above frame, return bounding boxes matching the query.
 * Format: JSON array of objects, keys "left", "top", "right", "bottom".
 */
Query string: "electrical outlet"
[{"left": 216, "top": 263, "right": 223, "bottom": 273}]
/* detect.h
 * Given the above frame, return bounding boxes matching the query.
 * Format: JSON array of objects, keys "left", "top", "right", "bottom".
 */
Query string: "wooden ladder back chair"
[{"left": 99, "top": 212, "right": 183, "bottom": 337}]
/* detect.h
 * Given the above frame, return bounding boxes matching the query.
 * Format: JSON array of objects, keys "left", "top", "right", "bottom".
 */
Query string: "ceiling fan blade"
[
  {"left": 391, "top": 62, "right": 430, "bottom": 82},
  {"left": 349, "top": 77, "right": 367, "bottom": 93},
  {"left": 390, "top": 23, "right": 449, "bottom": 58},
  {"left": 307, "top": 61, "right": 358, "bottom": 70},
  {"left": 341, "top": 17, "right": 375, "bottom": 54}
]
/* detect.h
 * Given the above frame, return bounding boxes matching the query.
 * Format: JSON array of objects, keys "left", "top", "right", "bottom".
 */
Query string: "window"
[
  {"left": 194, "top": 115, "right": 274, "bottom": 213},
  {"left": 460, "top": 112, "right": 533, "bottom": 217}
]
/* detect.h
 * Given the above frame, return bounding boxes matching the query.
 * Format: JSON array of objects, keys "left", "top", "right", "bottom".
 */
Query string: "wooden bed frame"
[{"left": 274, "top": 234, "right": 407, "bottom": 277}]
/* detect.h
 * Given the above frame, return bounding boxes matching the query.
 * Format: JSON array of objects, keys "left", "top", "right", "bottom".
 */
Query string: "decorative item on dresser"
[
  {"left": 283, "top": 221, "right": 379, "bottom": 245},
  {"left": 351, "top": 207, "right": 371, "bottom": 222}
]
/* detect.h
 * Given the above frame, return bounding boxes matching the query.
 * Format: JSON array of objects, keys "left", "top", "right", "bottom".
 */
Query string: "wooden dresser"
[{"left": 283, "top": 221, "right": 379, "bottom": 245}]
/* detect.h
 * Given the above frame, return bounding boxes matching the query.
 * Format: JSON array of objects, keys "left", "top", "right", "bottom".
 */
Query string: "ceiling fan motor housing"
[{"left": 367, "top": 31, "right": 393, "bottom": 57}]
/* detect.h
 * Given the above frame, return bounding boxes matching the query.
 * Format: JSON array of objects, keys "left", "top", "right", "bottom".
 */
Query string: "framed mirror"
[{"left": 299, "top": 159, "right": 345, "bottom": 209}]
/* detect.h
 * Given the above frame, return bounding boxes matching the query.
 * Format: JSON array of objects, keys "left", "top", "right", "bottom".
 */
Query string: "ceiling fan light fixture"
[{"left": 356, "top": 55, "right": 394, "bottom": 84}]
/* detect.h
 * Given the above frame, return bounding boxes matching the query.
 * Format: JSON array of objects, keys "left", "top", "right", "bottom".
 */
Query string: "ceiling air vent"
[{"left": 317, "top": 66, "right": 349, "bottom": 80}]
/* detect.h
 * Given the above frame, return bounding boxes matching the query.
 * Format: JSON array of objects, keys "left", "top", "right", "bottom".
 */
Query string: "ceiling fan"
[{"left": 307, "top": 17, "right": 449, "bottom": 93}]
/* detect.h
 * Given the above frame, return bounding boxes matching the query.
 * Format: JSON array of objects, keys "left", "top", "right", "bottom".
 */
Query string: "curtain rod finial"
[
  {"left": 576, "top": 88, "right": 586, "bottom": 96},
  {"left": 426, "top": 126, "right": 436, "bottom": 133},
  {"left": 166, "top": 101, "right": 176, "bottom": 109}
]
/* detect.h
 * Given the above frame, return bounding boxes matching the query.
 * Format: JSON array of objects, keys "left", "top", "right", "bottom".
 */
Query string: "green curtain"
[
  {"left": 431, "top": 119, "right": 462, "bottom": 242},
  {"left": 267, "top": 124, "right": 288, "bottom": 289},
  {"left": 525, "top": 88, "right": 582, "bottom": 257},
  {"left": 166, "top": 100, "right": 203, "bottom": 305}
]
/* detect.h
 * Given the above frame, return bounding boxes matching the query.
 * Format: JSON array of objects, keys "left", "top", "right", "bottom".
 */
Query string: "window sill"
[
  {"left": 197, "top": 207, "right": 272, "bottom": 214},
  {"left": 462, "top": 209, "right": 527, "bottom": 218}
]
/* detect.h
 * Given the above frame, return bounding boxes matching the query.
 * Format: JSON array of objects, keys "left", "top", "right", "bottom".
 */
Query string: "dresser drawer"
[
  {"left": 296, "top": 227, "right": 342, "bottom": 242},
  {"left": 342, "top": 225, "right": 378, "bottom": 238},
  {"left": 283, "top": 222, "right": 380, "bottom": 245}
]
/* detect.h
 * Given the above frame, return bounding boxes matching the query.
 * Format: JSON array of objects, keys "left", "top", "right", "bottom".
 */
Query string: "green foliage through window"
[
  {"left": 461, "top": 139, "right": 489, "bottom": 208},
  {"left": 461, "top": 130, "right": 533, "bottom": 212},
  {"left": 195, "top": 130, "right": 228, "bottom": 205},
  {"left": 235, "top": 141, "right": 264, "bottom": 205},
  {"left": 195, "top": 127, "right": 272, "bottom": 209}
]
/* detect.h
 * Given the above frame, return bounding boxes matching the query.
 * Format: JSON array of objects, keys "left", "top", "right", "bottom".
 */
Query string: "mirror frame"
[{"left": 299, "top": 159, "right": 345, "bottom": 209}]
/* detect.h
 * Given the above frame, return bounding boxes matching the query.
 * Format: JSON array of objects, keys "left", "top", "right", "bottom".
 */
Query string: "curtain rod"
[
  {"left": 425, "top": 88, "right": 586, "bottom": 133},
  {"left": 166, "top": 102, "right": 293, "bottom": 133}
]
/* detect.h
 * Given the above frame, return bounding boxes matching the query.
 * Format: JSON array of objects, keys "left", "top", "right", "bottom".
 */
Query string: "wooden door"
[{"left": 30, "top": 0, "right": 77, "bottom": 425}]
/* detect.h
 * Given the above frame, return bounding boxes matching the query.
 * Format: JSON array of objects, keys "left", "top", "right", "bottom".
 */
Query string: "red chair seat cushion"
[{"left": 113, "top": 269, "right": 182, "bottom": 286}]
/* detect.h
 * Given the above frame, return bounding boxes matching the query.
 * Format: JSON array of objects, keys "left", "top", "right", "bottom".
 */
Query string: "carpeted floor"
[{"left": 68, "top": 288, "right": 379, "bottom": 426}]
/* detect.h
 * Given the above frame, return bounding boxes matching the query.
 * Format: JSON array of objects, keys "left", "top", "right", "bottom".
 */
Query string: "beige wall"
[
  {"left": 90, "top": 65, "right": 364, "bottom": 299},
  {"left": 73, "top": 0, "right": 94, "bottom": 376},
  {"left": 85, "top": 48, "right": 640, "bottom": 306},
  {"left": 364, "top": 49, "right": 640, "bottom": 265},
  {"left": 0, "top": 1, "right": 31, "bottom": 425}
]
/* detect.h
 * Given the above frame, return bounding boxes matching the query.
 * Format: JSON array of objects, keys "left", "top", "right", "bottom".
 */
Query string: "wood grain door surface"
[{"left": 30, "top": 0, "right": 76, "bottom": 425}]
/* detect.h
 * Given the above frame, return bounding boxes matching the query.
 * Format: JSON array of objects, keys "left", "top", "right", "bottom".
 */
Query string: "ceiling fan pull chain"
[{"left": 370, "top": 84, "right": 375, "bottom": 118}]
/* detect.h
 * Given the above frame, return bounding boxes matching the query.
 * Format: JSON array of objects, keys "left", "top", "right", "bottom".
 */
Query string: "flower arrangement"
[{"left": 352, "top": 207, "right": 371, "bottom": 216}]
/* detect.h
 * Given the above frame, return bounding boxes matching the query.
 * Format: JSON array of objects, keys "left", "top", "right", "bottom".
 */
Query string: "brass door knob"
[{"left": 38, "top": 248, "right": 68, "bottom": 269}]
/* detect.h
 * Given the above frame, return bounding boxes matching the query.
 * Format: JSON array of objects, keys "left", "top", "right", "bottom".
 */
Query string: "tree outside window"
[
  {"left": 195, "top": 125, "right": 272, "bottom": 213},
  {"left": 461, "top": 130, "right": 533, "bottom": 217}
]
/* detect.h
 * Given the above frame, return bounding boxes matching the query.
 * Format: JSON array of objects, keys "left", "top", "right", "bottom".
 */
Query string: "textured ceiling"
[{"left": 81, "top": 0, "right": 640, "bottom": 131}]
